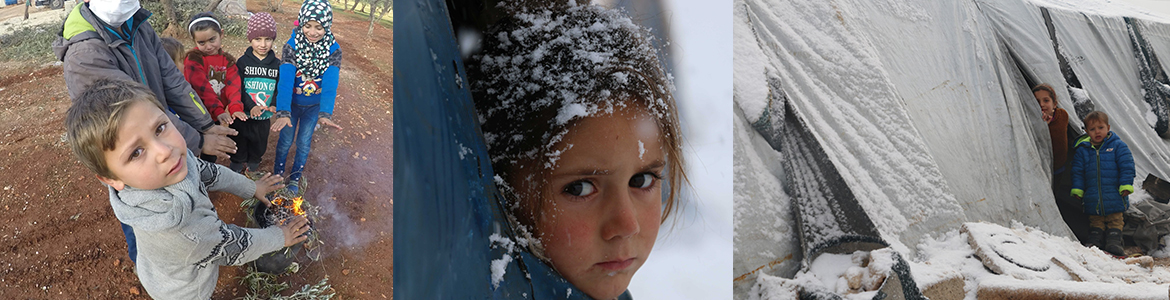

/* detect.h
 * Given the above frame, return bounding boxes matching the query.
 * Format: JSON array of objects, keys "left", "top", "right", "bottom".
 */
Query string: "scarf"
[{"left": 294, "top": 0, "right": 335, "bottom": 80}]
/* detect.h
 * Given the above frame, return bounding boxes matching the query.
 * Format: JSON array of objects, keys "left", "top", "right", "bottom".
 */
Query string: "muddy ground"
[{"left": 0, "top": 0, "right": 393, "bottom": 298}]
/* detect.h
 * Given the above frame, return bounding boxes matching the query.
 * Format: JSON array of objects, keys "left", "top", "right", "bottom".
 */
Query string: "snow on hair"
[{"left": 467, "top": 4, "right": 685, "bottom": 226}]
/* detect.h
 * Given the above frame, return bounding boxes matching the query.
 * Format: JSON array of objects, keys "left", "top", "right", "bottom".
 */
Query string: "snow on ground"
[{"left": 751, "top": 222, "right": 1170, "bottom": 299}]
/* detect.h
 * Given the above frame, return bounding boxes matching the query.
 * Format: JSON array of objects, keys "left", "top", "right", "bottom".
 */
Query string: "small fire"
[{"left": 272, "top": 196, "right": 307, "bottom": 216}]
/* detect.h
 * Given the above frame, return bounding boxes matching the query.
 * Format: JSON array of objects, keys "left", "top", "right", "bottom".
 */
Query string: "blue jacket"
[
  {"left": 1071, "top": 131, "right": 1135, "bottom": 215},
  {"left": 274, "top": 31, "right": 342, "bottom": 119}
]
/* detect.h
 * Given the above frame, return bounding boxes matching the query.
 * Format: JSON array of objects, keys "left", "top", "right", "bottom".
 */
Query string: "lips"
[
  {"left": 168, "top": 154, "right": 184, "bottom": 176},
  {"left": 595, "top": 258, "right": 635, "bottom": 272}
]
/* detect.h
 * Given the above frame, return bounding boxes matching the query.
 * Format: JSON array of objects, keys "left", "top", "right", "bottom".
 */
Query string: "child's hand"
[
  {"left": 217, "top": 112, "right": 234, "bottom": 125},
  {"left": 279, "top": 215, "right": 311, "bottom": 247},
  {"left": 267, "top": 106, "right": 277, "bottom": 112},
  {"left": 254, "top": 173, "right": 285, "bottom": 202},
  {"left": 271, "top": 117, "right": 292, "bottom": 132},
  {"left": 232, "top": 111, "right": 249, "bottom": 121},
  {"left": 1122, "top": 190, "right": 1132, "bottom": 197},
  {"left": 1074, "top": 195, "right": 1082, "bottom": 201},
  {"left": 250, "top": 106, "right": 267, "bottom": 117},
  {"left": 318, "top": 118, "right": 343, "bottom": 131}
]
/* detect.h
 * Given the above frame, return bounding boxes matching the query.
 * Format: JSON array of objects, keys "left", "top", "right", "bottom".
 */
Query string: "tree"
[
  {"left": 368, "top": 0, "right": 390, "bottom": 38},
  {"left": 204, "top": 0, "right": 223, "bottom": 13},
  {"left": 160, "top": 0, "right": 180, "bottom": 37}
]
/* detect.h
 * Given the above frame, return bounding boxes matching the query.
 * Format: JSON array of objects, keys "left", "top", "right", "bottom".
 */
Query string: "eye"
[
  {"left": 563, "top": 180, "right": 596, "bottom": 197},
  {"left": 129, "top": 148, "right": 143, "bottom": 160},
  {"left": 629, "top": 172, "right": 660, "bottom": 189},
  {"left": 155, "top": 122, "right": 167, "bottom": 135}
]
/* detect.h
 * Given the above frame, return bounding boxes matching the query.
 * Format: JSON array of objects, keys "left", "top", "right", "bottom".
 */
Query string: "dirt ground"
[{"left": 0, "top": 0, "right": 393, "bottom": 298}]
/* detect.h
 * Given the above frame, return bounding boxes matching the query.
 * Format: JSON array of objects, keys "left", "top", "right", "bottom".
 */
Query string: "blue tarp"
[{"left": 392, "top": 0, "right": 600, "bottom": 298}]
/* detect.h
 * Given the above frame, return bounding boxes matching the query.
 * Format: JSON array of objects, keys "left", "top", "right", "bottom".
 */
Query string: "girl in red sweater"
[{"left": 184, "top": 13, "right": 247, "bottom": 132}]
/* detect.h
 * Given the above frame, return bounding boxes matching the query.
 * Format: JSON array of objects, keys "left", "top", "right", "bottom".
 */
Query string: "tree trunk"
[
  {"left": 347, "top": 0, "right": 358, "bottom": 13},
  {"left": 368, "top": 0, "right": 389, "bottom": 38},
  {"left": 366, "top": 0, "right": 378, "bottom": 37},
  {"left": 161, "top": 0, "right": 179, "bottom": 37},
  {"left": 204, "top": 0, "right": 223, "bottom": 13}
]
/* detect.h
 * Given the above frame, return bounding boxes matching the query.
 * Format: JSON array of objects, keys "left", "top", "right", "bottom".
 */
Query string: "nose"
[
  {"left": 150, "top": 138, "right": 175, "bottom": 163},
  {"left": 601, "top": 189, "right": 640, "bottom": 241}
]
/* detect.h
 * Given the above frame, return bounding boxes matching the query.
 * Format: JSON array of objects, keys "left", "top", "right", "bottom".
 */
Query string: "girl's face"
[
  {"left": 192, "top": 29, "right": 222, "bottom": 55},
  {"left": 525, "top": 107, "right": 664, "bottom": 300},
  {"left": 302, "top": 21, "right": 326, "bottom": 43},
  {"left": 1034, "top": 90, "right": 1056, "bottom": 118}
]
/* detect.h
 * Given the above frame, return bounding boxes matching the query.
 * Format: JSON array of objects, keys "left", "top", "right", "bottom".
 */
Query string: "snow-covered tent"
[{"left": 734, "top": 0, "right": 1170, "bottom": 296}]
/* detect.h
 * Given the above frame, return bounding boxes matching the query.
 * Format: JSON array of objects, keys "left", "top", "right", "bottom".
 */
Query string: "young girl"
[
  {"left": 467, "top": 4, "right": 685, "bottom": 299},
  {"left": 184, "top": 12, "right": 247, "bottom": 162},
  {"left": 270, "top": 0, "right": 343, "bottom": 194}
]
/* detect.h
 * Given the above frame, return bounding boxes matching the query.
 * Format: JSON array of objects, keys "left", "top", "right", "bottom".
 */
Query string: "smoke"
[{"left": 308, "top": 179, "right": 377, "bottom": 251}]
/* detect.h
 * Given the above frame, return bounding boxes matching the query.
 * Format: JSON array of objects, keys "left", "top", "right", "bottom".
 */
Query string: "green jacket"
[{"left": 52, "top": 3, "right": 213, "bottom": 153}]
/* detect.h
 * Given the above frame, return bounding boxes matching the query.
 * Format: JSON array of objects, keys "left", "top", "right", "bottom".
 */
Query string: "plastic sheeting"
[
  {"left": 393, "top": 0, "right": 593, "bottom": 298},
  {"left": 735, "top": 0, "right": 1170, "bottom": 297}
]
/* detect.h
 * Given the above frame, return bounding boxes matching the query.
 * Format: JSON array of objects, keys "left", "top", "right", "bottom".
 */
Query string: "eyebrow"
[
  {"left": 118, "top": 112, "right": 168, "bottom": 162},
  {"left": 551, "top": 159, "right": 666, "bottom": 177}
]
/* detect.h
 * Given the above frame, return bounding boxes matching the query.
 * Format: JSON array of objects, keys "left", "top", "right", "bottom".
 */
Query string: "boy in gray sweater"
[{"left": 65, "top": 79, "right": 310, "bottom": 299}]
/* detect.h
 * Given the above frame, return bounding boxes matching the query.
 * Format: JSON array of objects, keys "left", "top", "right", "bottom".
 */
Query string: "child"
[
  {"left": 233, "top": 12, "right": 281, "bottom": 173},
  {"left": 184, "top": 12, "right": 248, "bottom": 162},
  {"left": 271, "top": 0, "right": 344, "bottom": 194},
  {"left": 161, "top": 37, "right": 185, "bottom": 69},
  {"left": 466, "top": 5, "right": 685, "bottom": 299},
  {"left": 1071, "top": 111, "right": 1135, "bottom": 256},
  {"left": 64, "top": 79, "right": 309, "bottom": 298}
]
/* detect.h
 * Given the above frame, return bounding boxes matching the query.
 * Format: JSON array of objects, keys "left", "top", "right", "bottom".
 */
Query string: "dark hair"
[
  {"left": 1084, "top": 111, "right": 1110, "bottom": 126},
  {"left": 467, "top": 5, "right": 686, "bottom": 230},
  {"left": 65, "top": 79, "right": 164, "bottom": 179},
  {"left": 161, "top": 37, "right": 184, "bottom": 64},
  {"left": 1032, "top": 84, "right": 1057, "bottom": 104},
  {"left": 188, "top": 12, "right": 223, "bottom": 37}
]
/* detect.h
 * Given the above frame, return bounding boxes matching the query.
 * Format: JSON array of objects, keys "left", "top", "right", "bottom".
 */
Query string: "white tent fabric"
[{"left": 734, "top": 0, "right": 1170, "bottom": 297}]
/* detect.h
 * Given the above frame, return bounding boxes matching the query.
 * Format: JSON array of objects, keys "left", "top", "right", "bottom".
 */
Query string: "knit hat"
[
  {"left": 294, "top": 0, "right": 335, "bottom": 80},
  {"left": 247, "top": 12, "right": 278, "bottom": 40}
]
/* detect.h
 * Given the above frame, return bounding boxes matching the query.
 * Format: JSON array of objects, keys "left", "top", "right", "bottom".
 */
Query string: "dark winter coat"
[
  {"left": 52, "top": 3, "right": 214, "bottom": 154},
  {"left": 1071, "top": 132, "right": 1136, "bottom": 215}
]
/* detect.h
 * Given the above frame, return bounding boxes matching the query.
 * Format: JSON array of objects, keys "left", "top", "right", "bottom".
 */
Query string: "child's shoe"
[
  {"left": 230, "top": 162, "right": 246, "bottom": 174},
  {"left": 286, "top": 179, "right": 301, "bottom": 195},
  {"left": 1104, "top": 228, "right": 1125, "bottom": 256},
  {"left": 1084, "top": 227, "right": 1104, "bottom": 249}
]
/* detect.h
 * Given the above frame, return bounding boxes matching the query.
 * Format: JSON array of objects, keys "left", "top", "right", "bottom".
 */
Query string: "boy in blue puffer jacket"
[{"left": 1071, "top": 111, "right": 1135, "bottom": 256}]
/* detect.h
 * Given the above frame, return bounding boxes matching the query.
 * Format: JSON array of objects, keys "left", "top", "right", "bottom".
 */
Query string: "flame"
[{"left": 273, "top": 196, "right": 307, "bottom": 216}]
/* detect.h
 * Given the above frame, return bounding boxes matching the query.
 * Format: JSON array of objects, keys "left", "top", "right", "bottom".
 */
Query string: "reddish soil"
[{"left": 0, "top": 0, "right": 393, "bottom": 298}]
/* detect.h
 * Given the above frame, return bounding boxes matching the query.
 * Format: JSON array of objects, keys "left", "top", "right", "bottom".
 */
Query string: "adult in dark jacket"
[{"left": 52, "top": 0, "right": 237, "bottom": 157}]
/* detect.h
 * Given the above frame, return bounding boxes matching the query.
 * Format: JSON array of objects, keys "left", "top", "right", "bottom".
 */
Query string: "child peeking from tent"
[
  {"left": 1071, "top": 111, "right": 1135, "bottom": 257},
  {"left": 467, "top": 3, "right": 687, "bottom": 299},
  {"left": 65, "top": 79, "right": 310, "bottom": 299}
]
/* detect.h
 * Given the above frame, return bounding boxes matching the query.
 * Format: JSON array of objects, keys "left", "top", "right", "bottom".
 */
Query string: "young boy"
[
  {"left": 232, "top": 12, "right": 282, "bottom": 173},
  {"left": 65, "top": 79, "right": 310, "bottom": 298},
  {"left": 1071, "top": 111, "right": 1135, "bottom": 256}
]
